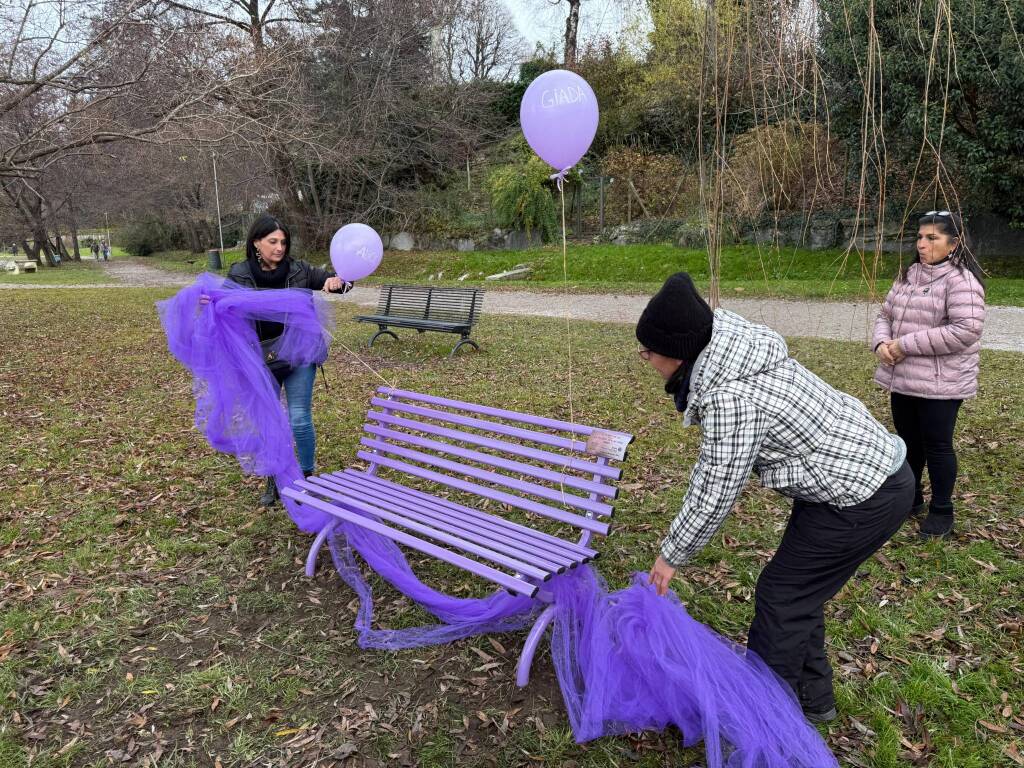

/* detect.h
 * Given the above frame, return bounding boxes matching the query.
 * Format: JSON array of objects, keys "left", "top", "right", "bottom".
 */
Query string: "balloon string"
[
  {"left": 310, "top": 304, "right": 399, "bottom": 391},
  {"left": 559, "top": 178, "right": 576, "bottom": 507}
]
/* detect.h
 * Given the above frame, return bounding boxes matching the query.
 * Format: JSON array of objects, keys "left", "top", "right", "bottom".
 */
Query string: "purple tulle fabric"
[
  {"left": 159, "top": 275, "right": 838, "bottom": 766},
  {"left": 157, "top": 272, "right": 334, "bottom": 531}
]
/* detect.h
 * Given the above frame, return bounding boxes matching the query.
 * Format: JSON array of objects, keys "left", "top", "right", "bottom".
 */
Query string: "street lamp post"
[{"left": 212, "top": 151, "right": 225, "bottom": 255}]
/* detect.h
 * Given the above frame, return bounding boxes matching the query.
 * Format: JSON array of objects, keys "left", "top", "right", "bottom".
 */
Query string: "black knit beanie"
[{"left": 635, "top": 272, "right": 713, "bottom": 360}]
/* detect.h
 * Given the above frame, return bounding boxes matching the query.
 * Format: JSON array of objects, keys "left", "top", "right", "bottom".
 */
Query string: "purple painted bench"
[{"left": 281, "top": 386, "right": 633, "bottom": 686}]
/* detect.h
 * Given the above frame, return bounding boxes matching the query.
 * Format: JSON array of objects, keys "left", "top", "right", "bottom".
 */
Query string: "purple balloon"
[
  {"left": 330, "top": 223, "right": 383, "bottom": 281},
  {"left": 520, "top": 69, "right": 599, "bottom": 173}
]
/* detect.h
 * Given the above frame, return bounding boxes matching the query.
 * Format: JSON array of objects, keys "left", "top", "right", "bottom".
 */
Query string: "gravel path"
[{"left": 5, "top": 259, "right": 1020, "bottom": 352}]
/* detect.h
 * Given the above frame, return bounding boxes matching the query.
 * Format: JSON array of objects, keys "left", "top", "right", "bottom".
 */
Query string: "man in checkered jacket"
[{"left": 637, "top": 272, "right": 913, "bottom": 723}]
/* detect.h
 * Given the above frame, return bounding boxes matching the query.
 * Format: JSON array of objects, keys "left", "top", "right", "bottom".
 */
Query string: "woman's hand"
[
  {"left": 322, "top": 277, "right": 345, "bottom": 292},
  {"left": 648, "top": 555, "right": 677, "bottom": 597},
  {"left": 887, "top": 339, "right": 906, "bottom": 363},
  {"left": 875, "top": 340, "right": 895, "bottom": 365}
]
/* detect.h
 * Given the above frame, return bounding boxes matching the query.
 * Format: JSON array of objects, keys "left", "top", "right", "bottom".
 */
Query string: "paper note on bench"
[{"left": 585, "top": 430, "right": 631, "bottom": 461}]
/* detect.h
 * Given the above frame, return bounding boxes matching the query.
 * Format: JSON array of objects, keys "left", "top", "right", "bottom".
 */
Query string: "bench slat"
[
  {"left": 338, "top": 470, "right": 600, "bottom": 561},
  {"left": 310, "top": 474, "right": 577, "bottom": 572},
  {"left": 296, "top": 478, "right": 553, "bottom": 579},
  {"left": 281, "top": 487, "right": 537, "bottom": 597},
  {"left": 378, "top": 387, "right": 631, "bottom": 443},
  {"left": 356, "top": 315, "right": 470, "bottom": 331},
  {"left": 290, "top": 481, "right": 561, "bottom": 577},
  {"left": 360, "top": 437, "right": 614, "bottom": 517},
  {"left": 363, "top": 424, "right": 618, "bottom": 499},
  {"left": 371, "top": 398, "right": 586, "bottom": 453},
  {"left": 356, "top": 451, "right": 610, "bottom": 536},
  {"left": 366, "top": 410, "right": 622, "bottom": 480}
]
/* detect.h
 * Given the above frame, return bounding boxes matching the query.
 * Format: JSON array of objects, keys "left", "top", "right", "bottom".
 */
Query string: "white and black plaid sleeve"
[{"left": 661, "top": 392, "right": 771, "bottom": 567}]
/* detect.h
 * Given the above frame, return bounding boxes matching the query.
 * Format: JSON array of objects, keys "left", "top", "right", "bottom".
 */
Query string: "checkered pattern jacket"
[{"left": 662, "top": 310, "right": 905, "bottom": 567}]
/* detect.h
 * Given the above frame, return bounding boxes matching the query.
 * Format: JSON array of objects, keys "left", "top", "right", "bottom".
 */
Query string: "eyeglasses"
[
  {"left": 924, "top": 210, "right": 953, "bottom": 217},
  {"left": 637, "top": 344, "right": 652, "bottom": 361}
]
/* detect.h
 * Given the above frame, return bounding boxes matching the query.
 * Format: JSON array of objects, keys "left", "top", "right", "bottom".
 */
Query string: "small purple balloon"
[
  {"left": 330, "top": 223, "right": 383, "bottom": 281},
  {"left": 520, "top": 69, "right": 599, "bottom": 173}
]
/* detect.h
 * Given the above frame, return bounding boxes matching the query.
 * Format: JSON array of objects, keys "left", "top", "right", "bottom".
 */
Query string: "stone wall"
[
  {"left": 604, "top": 212, "right": 1023, "bottom": 258},
  {"left": 382, "top": 228, "right": 543, "bottom": 252}
]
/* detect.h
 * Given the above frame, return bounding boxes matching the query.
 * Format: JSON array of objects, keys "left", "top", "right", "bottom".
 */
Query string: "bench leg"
[
  {"left": 516, "top": 604, "right": 556, "bottom": 687},
  {"left": 368, "top": 327, "right": 399, "bottom": 348},
  {"left": 449, "top": 336, "right": 480, "bottom": 358},
  {"left": 305, "top": 519, "right": 338, "bottom": 577}
]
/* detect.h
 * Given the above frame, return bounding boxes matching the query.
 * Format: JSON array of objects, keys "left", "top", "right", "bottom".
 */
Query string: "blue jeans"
[{"left": 279, "top": 365, "right": 317, "bottom": 473}]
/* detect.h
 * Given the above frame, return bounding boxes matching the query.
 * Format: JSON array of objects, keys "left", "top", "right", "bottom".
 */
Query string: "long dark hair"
[
  {"left": 245, "top": 214, "right": 291, "bottom": 263},
  {"left": 899, "top": 211, "right": 984, "bottom": 287}
]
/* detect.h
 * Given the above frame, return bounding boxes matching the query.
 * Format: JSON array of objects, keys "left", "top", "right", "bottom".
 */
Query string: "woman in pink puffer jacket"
[{"left": 872, "top": 211, "right": 985, "bottom": 539}]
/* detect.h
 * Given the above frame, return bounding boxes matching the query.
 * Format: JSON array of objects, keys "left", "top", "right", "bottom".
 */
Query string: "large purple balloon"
[
  {"left": 330, "top": 223, "right": 383, "bottom": 281},
  {"left": 520, "top": 69, "right": 599, "bottom": 173}
]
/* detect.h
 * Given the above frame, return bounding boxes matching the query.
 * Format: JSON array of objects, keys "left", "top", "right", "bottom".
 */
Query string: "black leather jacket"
[
  {"left": 227, "top": 258, "right": 352, "bottom": 343},
  {"left": 227, "top": 258, "right": 351, "bottom": 292}
]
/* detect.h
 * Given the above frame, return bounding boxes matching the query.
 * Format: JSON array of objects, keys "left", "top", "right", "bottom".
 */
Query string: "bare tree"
[
  {"left": 0, "top": 0, "right": 276, "bottom": 264},
  {"left": 435, "top": 0, "right": 526, "bottom": 82}
]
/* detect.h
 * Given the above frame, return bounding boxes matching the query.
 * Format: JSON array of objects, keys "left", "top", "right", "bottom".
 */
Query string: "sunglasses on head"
[{"left": 924, "top": 210, "right": 953, "bottom": 217}]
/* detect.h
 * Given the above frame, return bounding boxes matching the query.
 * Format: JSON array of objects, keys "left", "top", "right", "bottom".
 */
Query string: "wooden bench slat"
[
  {"left": 355, "top": 451, "right": 611, "bottom": 536},
  {"left": 281, "top": 487, "right": 538, "bottom": 596},
  {"left": 363, "top": 424, "right": 618, "bottom": 499},
  {"left": 360, "top": 437, "right": 614, "bottom": 517},
  {"left": 356, "top": 315, "right": 470, "bottom": 330},
  {"left": 337, "top": 470, "right": 600, "bottom": 561},
  {"left": 310, "top": 474, "right": 578, "bottom": 572},
  {"left": 370, "top": 398, "right": 586, "bottom": 453},
  {"left": 366, "top": 410, "right": 622, "bottom": 480}
]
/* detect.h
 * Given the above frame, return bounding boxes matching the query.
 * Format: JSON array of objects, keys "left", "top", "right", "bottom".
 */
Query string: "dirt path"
[{"left": 6, "top": 259, "right": 1020, "bottom": 352}]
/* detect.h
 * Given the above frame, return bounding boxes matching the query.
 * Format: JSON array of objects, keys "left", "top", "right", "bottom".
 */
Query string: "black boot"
[
  {"left": 258, "top": 476, "right": 279, "bottom": 507},
  {"left": 803, "top": 704, "right": 838, "bottom": 724},
  {"left": 909, "top": 502, "right": 928, "bottom": 519},
  {"left": 919, "top": 503, "right": 954, "bottom": 539}
]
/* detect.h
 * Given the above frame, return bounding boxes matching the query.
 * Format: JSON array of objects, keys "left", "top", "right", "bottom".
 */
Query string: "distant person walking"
[{"left": 101, "top": 241, "right": 110, "bottom": 261}]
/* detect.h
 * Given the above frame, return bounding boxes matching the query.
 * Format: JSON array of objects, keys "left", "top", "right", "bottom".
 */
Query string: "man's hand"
[{"left": 648, "top": 555, "right": 677, "bottom": 597}]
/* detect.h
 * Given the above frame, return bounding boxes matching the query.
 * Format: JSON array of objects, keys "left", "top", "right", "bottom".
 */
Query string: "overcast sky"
[{"left": 502, "top": 0, "right": 648, "bottom": 51}]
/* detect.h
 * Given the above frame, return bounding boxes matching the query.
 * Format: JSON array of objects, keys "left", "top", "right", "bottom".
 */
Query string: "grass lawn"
[
  {"left": 144, "top": 249, "right": 248, "bottom": 275},
  {"left": 364, "top": 243, "right": 1024, "bottom": 306},
  {"left": 144, "top": 243, "right": 1024, "bottom": 306},
  {"left": 0, "top": 260, "right": 113, "bottom": 286},
  {"left": 2, "top": 289, "right": 1021, "bottom": 767}
]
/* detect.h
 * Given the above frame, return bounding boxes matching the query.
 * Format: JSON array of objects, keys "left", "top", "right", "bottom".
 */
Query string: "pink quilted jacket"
[{"left": 872, "top": 260, "right": 985, "bottom": 399}]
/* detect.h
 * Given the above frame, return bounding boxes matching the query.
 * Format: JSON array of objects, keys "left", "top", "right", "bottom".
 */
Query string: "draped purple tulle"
[
  {"left": 158, "top": 275, "right": 838, "bottom": 767},
  {"left": 157, "top": 272, "right": 334, "bottom": 531}
]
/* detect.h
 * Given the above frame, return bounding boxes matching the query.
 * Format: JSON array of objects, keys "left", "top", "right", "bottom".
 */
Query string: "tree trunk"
[
  {"left": 52, "top": 227, "right": 71, "bottom": 260},
  {"left": 68, "top": 223, "right": 81, "bottom": 260},
  {"left": 564, "top": 0, "right": 581, "bottom": 67},
  {"left": 67, "top": 198, "right": 82, "bottom": 260}
]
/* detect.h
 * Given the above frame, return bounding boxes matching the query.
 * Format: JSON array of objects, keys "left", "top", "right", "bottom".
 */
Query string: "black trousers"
[
  {"left": 746, "top": 462, "right": 913, "bottom": 711},
  {"left": 890, "top": 392, "right": 963, "bottom": 514}
]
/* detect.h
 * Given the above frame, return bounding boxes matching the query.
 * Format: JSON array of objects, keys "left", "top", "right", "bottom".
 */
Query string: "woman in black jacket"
[{"left": 228, "top": 215, "right": 352, "bottom": 506}]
